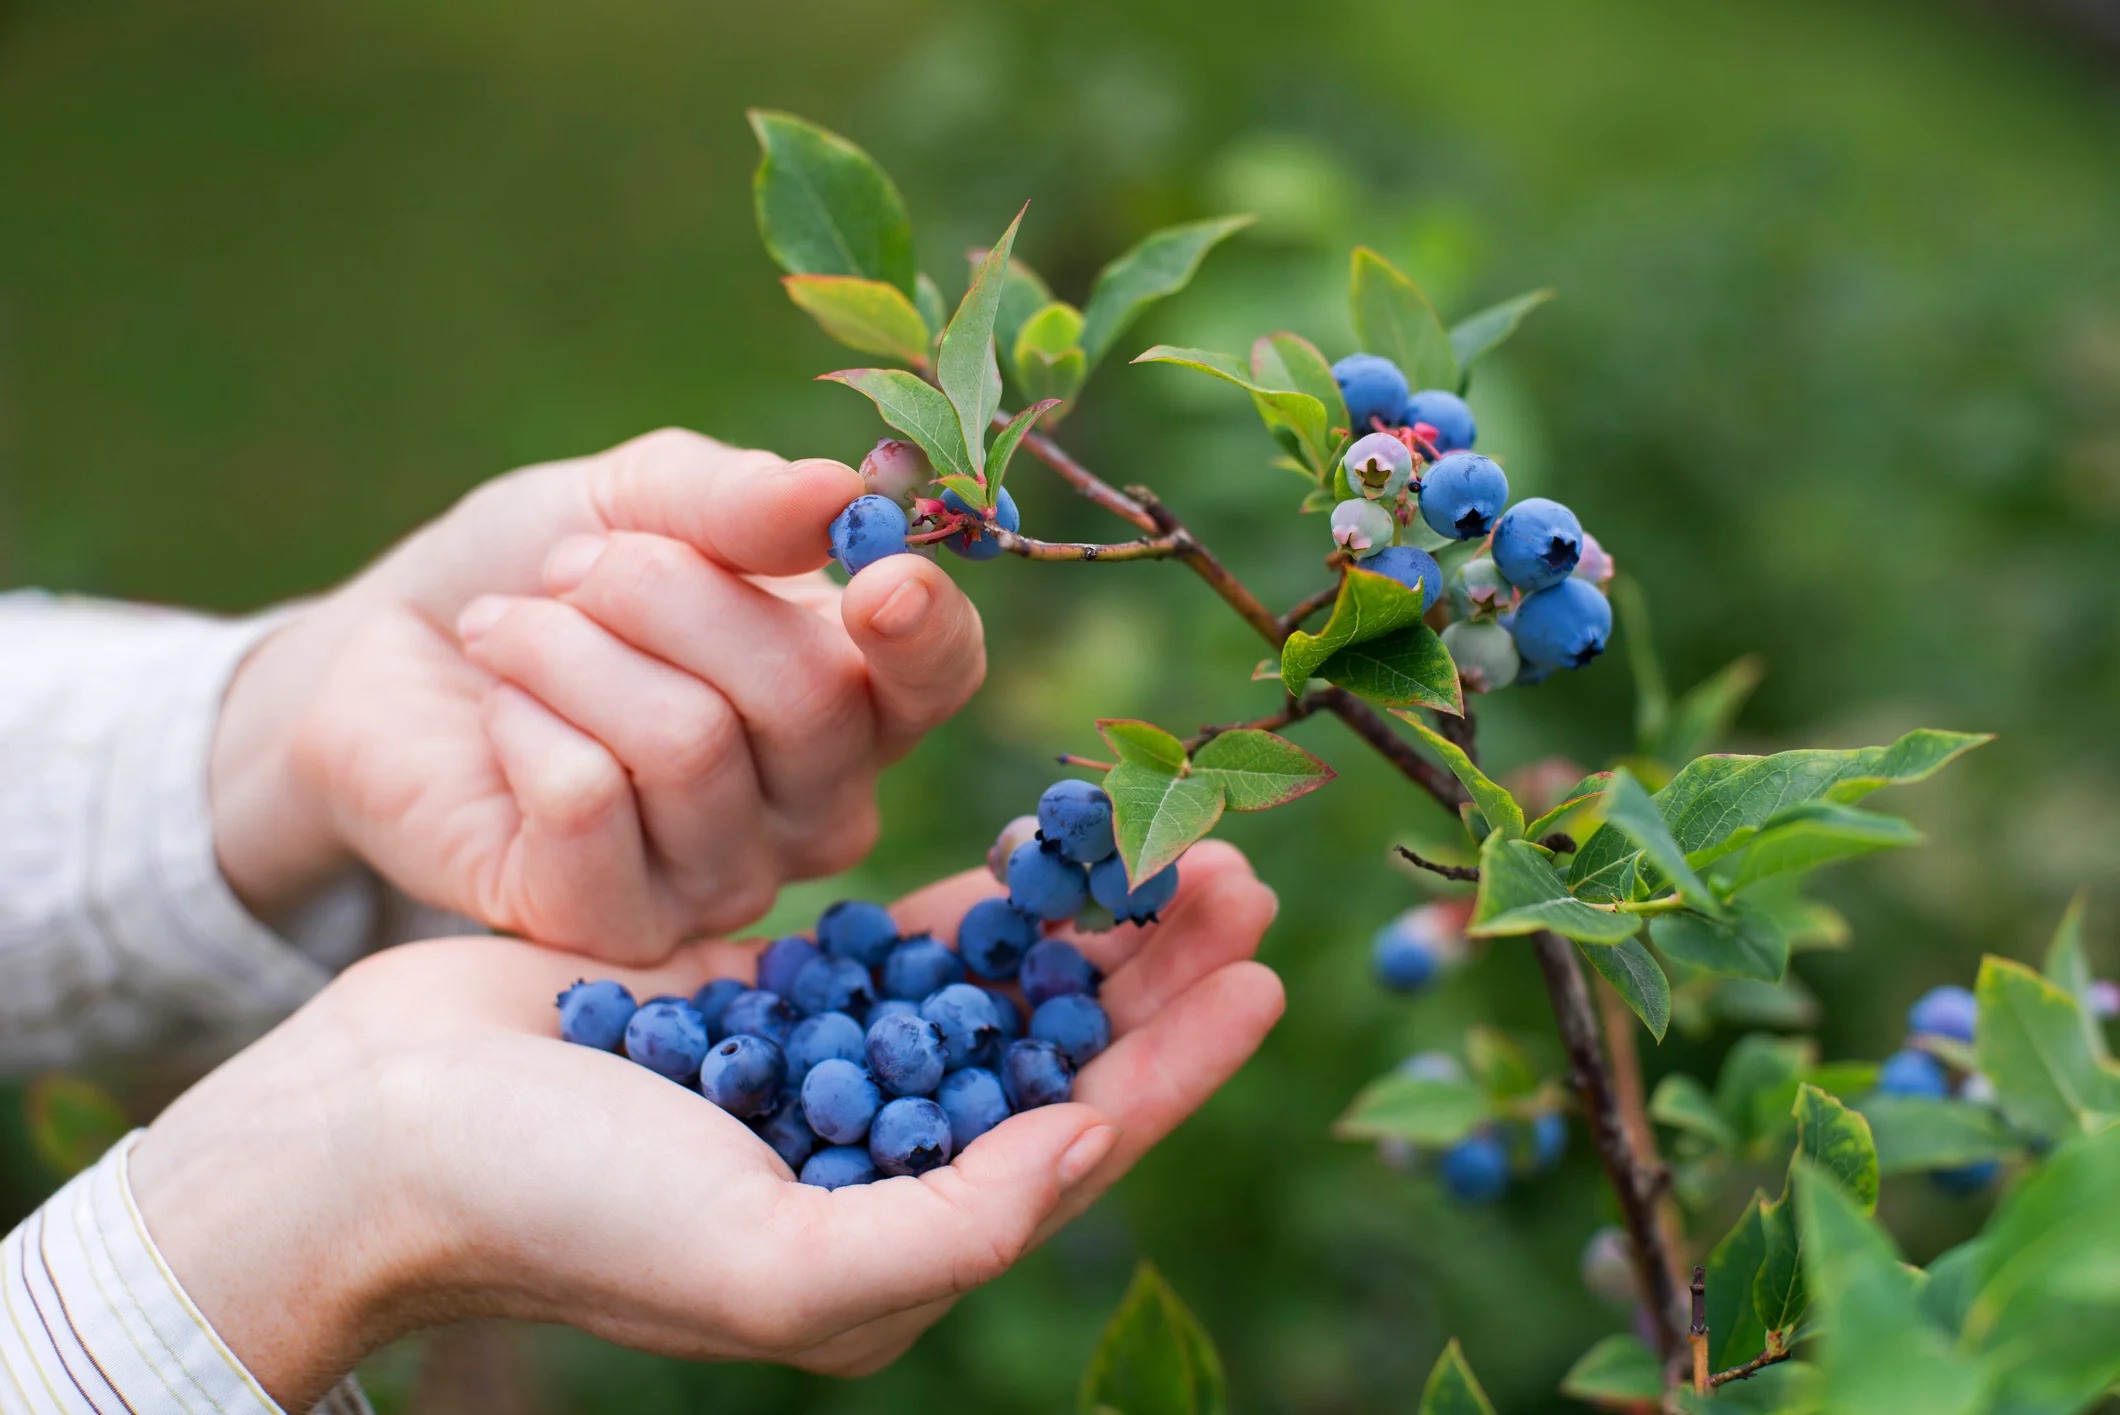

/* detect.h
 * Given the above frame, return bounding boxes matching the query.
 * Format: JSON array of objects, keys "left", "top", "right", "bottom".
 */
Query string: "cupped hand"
[
  {"left": 211, "top": 428, "right": 987, "bottom": 962},
  {"left": 129, "top": 842, "right": 1283, "bottom": 1408}
]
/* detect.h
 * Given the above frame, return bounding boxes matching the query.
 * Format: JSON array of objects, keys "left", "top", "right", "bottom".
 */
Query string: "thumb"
[{"left": 842, "top": 554, "right": 988, "bottom": 754}]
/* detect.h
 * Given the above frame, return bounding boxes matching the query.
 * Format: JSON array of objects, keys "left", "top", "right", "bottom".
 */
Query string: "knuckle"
[
  {"left": 598, "top": 531, "right": 700, "bottom": 605},
  {"left": 640, "top": 693, "right": 743, "bottom": 785},
  {"left": 522, "top": 746, "right": 629, "bottom": 835}
]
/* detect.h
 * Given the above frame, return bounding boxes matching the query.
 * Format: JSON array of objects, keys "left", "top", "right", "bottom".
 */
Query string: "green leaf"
[
  {"left": 1078, "top": 215, "right": 1253, "bottom": 371},
  {"left": 817, "top": 368, "right": 973, "bottom": 478},
  {"left": 1974, "top": 956, "right": 2120, "bottom": 1139},
  {"left": 1581, "top": 935, "right": 1672, "bottom": 1040},
  {"left": 1417, "top": 1339, "right": 1496, "bottom": 1415},
  {"left": 1349, "top": 247, "right": 1458, "bottom": 392},
  {"left": 1857, "top": 1096, "right": 2018, "bottom": 1174},
  {"left": 1132, "top": 345, "right": 1334, "bottom": 471},
  {"left": 1602, "top": 768, "right": 1721, "bottom": 913},
  {"left": 1276, "top": 566, "right": 1428, "bottom": 696},
  {"left": 1704, "top": 1197, "right": 1772, "bottom": 1370},
  {"left": 1470, "top": 835, "right": 1644, "bottom": 945},
  {"left": 1098, "top": 719, "right": 1189, "bottom": 775},
  {"left": 1651, "top": 1073, "right": 1739, "bottom": 1149},
  {"left": 1018, "top": 345, "right": 1088, "bottom": 414},
  {"left": 985, "top": 399, "right": 1061, "bottom": 503},
  {"left": 1106, "top": 762, "right": 1224, "bottom": 887},
  {"left": 1189, "top": 729, "right": 1335, "bottom": 812},
  {"left": 2042, "top": 892, "right": 2108, "bottom": 1062},
  {"left": 25, "top": 1074, "right": 129, "bottom": 1178},
  {"left": 1559, "top": 1335, "right": 1660, "bottom": 1404},
  {"left": 1317, "top": 623, "right": 1462, "bottom": 712},
  {"left": 914, "top": 273, "right": 949, "bottom": 341},
  {"left": 1522, "top": 772, "right": 1613, "bottom": 842},
  {"left": 1656, "top": 654, "right": 1766, "bottom": 764},
  {"left": 1011, "top": 301, "right": 1086, "bottom": 407},
  {"left": 1078, "top": 1262, "right": 1227, "bottom": 1415},
  {"left": 934, "top": 473, "right": 987, "bottom": 507},
  {"left": 1756, "top": 1086, "right": 1878, "bottom": 1337},
  {"left": 748, "top": 110, "right": 916, "bottom": 296},
  {"left": 1391, "top": 713, "right": 1524, "bottom": 839},
  {"left": 1716, "top": 1035, "right": 1817, "bottom": 1150},
  {"left": 1651, "top": 902, "right": 1791, "bottom": 984},
  {"left": 1250, "top": 331, "right": 1348, "bottom": 434},
  {"left": 781, "top": 275, "right": 931, "bottom": 365},
  {"left": 937, "top": 206, "right": 1027, "bottom": 475},
  {"left": 1333, "top": 1072, "right": 1490, "bottom": 1145},
  {"left": 1719, "top": 803, "right": 1923, "bottom": 894},
  {"left": 1446, "top": 288, "right": 1554, "bottom": 385},
  {"left": 990, "top": 257, "right": 1053, "bottom": 373},
  {"left": 1465, "top": 1026, "right": 1539, "bottom": 1101}
]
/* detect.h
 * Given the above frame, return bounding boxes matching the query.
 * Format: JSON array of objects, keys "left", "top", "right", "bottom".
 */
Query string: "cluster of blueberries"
[
  {"left": 828, "top": 440, "right": 1018, "bottom": 573},
  {"left": 1328, "top": 352, "right": 1616, "bottom": 691},
  {"left": 1379, "top": 1052, "right": 1570, "bottom": 1204},
  {"left": 553, "top": 777, "right": 1166, "bottom": 1190},
  {"left": 1872, "top": 984, "right": 2006, "bottom": 1195}
]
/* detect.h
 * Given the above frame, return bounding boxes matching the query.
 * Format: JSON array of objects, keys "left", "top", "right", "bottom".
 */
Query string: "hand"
[
  {"left": 128, "top": 844, "right": 1283, "bottom": 1408},
  {"left": 210, "top": 428, "right": 987, "bottom": 962}
]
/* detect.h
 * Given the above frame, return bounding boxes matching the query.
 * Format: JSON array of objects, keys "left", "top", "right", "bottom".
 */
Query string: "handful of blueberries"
[{"left": 554, "top": 777, "right": 1174, "bottom": 1189}]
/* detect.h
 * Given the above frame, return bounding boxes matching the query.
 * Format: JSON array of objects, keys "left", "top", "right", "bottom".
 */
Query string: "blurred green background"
[{"left": 4, "top": 0, "right": 2119, "bottom": 1409}]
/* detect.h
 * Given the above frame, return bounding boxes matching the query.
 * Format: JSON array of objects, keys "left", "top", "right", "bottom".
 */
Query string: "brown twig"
[
  {"left": 1690, "top": 1267, "right": 1710, "bottom": 1395},
  {"left": 1316, "top": 689, "right": 1468, "bottom": 812},
  {"left": 1710, "top": 1341, "right": 1794, "bottom": 1388},
  {"left": 1596, "top": 976, "right": 1693, "bottom": 1298},
  {"left": 993, "top": 528, "right": 1189, "bottom": 562},
  {"left": 1393, "top": 844, "right": 1481, "bottom": 883},
  {"left": 1055, "top": 753, "right": 1116, "bottom": 771},
  {"left": 1187, "top": 690, "right": 1332, "bottom": 751}
]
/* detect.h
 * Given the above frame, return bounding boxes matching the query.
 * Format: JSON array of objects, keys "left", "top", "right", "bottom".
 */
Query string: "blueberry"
[
  {"left": 860, "top": 438, "right": 931, "bottom": 504},
  {"left": 718, "top": 989, "right": 798, "bottom": 1048},
  {"left": 1930, "top": 1160, "right": 2000, "bottom": 1196},
  {"left": 1441, "top": 619, "right": 1521, "bottom": 695},
  {"left": 1330, "top": 498, "right": 1394, "bottom": 559},
  {"left": 957, "top": 897, "right": 1039, "bottom": 981},
  {"left": 1419, "top": 452, "right": 1509, "bottom": 540},
  {"left": 936, "top": 1067, "right": 1012, "bottom": 1151},
  {"left": 790, "top": 953, "right": 878, "bottom": 1018},
  {"left": 1365, "top": 546, "right": 1449, "bottom": 613},
  {"left": 1580, "top": 1227, "right": 1636, "bottom": 1307},
  {"left": 1908, "top": 985, "right": 1978, "bottom": 1044},
  {"left": 1007, "top": 839, "right": 1091, "bottom": 922},
  {"left": 1087, "top": 855, "right": 1179, "bottom": 925},
  {"left": 1397, "top": 1051, "right": 1466, "bottom": 1084},
  {"left": 1019, "top": 938, "right": 1100, "bottom": 1007},
  {"left": 1029, "top": 994, "right": 1112, "bottom": 1067},
  {"left": 1332, "top": 353, "right": 1410, "bottom": 430},
  {"left": 756, "top": 935, "right": 821, "bottom": 998},
  {"left": 1439, "top": 1132, "right": 1512, "bottom": 1203},
  {"left": 1876, "top": 1049, "right": 1950, "bottom": 1098},
  {"left": 801, "top": 1057, "right": 884, "bottom": 1145},
  {"left": 828, "top": 494, "right": 911, "bottom": 574},
  {"left": 1342, "top": 431, "right": 1414, "bottom": 501},
  {"left": 880, "top": 934, "right": 967, "bottom": 1001},
  {"left": 1454, "top": 556, "right": 1512, "bottom": 614},
  {"left": 1402, "top": 388, "right": 1476, "bottom": 452},
  {"left": 1491, "top": 498, "right": 1584, "bottom": 593},
  {"left": 556, "top": 979, "right": 637, "bottom": 1051},
  {"left": 1509, "top": 578, "right": 1612, "bottom": 670},
  {"left": 921, "top": 983, "right": 1003, "bottom": 1070},
  {"left": 799, "top": 1144, "right": 879, "bottom": 1190},
  {"left": 1530, "top": 1112, "right": 1567, "bottom": 1171},
  {"left": 1573, "top": 530, "right": 1615, "bottom": 592},
  {"left": 817, "top": 900, "right": 899, "bottom": 967},
  {"left": 869, "top": 1096, "right": 954, "bottom": 1177},
  {"left": 981, "top": 986, "right": 1025, "bottom": 1042},
  {"left": 622, "top": 997, "right": 710, "bottom": 1082},
  {"left": 865, "top": 1011, "right": 947, "bottom": 1097},
  {"left": 1038, "top": 779, "right": 1117, "bottom": 864},
  {"left": 1001, "top": 1038, "right": 1075, "bottom": 1110},
  {"left": 753, "top": 1087, "right": 821, "bottom": 1170},
  {"left": 691, "top": 978, "right": 748, "bottom": 1040},
  {"left": 785, "top": 1011, "right": 868, "bottom": 1078},
  {"left": 1372, "top": 922, "right": 1439, "bottom": 992},
  {"left": 865, "top": 998, "right": 922, "bottom": 1029},
  {"left": 698, "top": 1034, "right": 788, "bottom": 1118},
  {"left": 939, "top": 486, "right": 1021, "bottom": 562}
]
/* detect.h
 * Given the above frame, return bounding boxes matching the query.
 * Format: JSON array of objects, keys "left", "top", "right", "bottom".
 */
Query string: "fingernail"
[
  {"left": 869, "top": 577, "right": 933, "bottom": 640},
  {"left": 456, "top": 595, "right": 510, "bottom": 641},
  {"left": 543, "top": 534, "right": 607, "bottom": 594},
  {"left": 1058, "top": 1125, "right": 1120, "bottom": 1187}
]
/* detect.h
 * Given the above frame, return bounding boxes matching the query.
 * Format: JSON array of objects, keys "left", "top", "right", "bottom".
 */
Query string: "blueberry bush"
[{"left": 547, "top": 110, "right": 2120, "bottom": 1413}]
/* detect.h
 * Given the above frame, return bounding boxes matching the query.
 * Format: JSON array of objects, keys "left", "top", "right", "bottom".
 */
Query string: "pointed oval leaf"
[
  {"left": 782, "top": 275, "right": 930, "bottom": 365},
  {"left": 1560, "top": 1335, "right": 1661, "bottom": 1405},
  {"left": 1333, "top": 1071, "right": 1490, "bottom": 1145},
  {"left": 1106, "top": 762, "right": 1224, "bottom": 887},
  {"left": 986, "top": 399, "right": 1062, "bottom": 503},
  {"left": 1350, "top": 247, "right": 1458, "bottom": 392},
  {"left": 1189, "top": 728, "right": 1335, "bottom": 812},
  {"left": 1471, "top": 835, "right": 1643, "bottom": 944},
  {"left": 1392, "top": 712, "right": 1523, "bottom": 838},
  {"left": 1721, "top": 803, "right": 1922, "bottom": 893},
  {"left": 1133, "top": 344, "right": 1334, "bottom": 469},
  {"left": 1277, "top": 566, "right": 1429, "bottom": 697},
  {"left": 1250, "top": 330, "right": 1348, "bottom": 432},
  {"left": 1857, "top": 1095, "right": 2018, "bottom": 1174},
  {"left": 1602, "top": 767, "right": 1721, "bottom": 913},
  {"left": 1650, "top": 902, "right": 1790, "bottom": 984},
  {"left": 1582, "top": 935, "right": 1672, "bottom": 1041},
  {"left": 1097, "top": 719, "right": 1188, "bottom": 774},
  {"left": 1418, "top": 1340, "right": 1496, "bottom": 1415},
  {"left": 1318, "top": 623, "right": 1462, "bottom": 713},
  {"left": 1447, "top": 288, "right": 1554, "bottom": 383},
  {"left": 818, "top": 368, "right": 973, "bottom": 479},
  {"left": 749, "top": 110, "right": 916, "bottom": 295},
  {"left": 1012, "top": 302, "right": 1087, "bottom": 411},
  {"left": 938, "top": 205, "right": 1027, "bottom": 474},
  {"left": 1079, "top": 215, "right": 1254, "bottom": 371},
  {"left": 1078, "top": 1262, "right": 1227, "bottom": 1415},
  {"left": 1704, "top": 1197, "right": 1771, "bottom": 1370},
  {"left": 1975, "top": 956, "right": 2120, "bottom": 1139},
  {"left": 1523, "top": 772, "right": 1613, "bottom": 841}
]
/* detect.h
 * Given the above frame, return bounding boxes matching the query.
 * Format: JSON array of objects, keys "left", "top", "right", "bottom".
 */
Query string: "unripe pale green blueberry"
[
  {"left": 1343, "top": 431, "right": 1413, "bottom": 501},
  {"left": 1330, "top": 497, "right": 1394, "bottom": 558},
  {"left": 1443, "top": 619, "right": 1521, "bottom": 694},
  {"left": 860, "top": 438, "right": 931, "bottom": 505},
  {"left": 986, "top": 814, "right": 1040, "bottom": 884},
  {"left": 1454, "top": 557, "right": 1513, "bottom": 616},
  {"left": 1580, "top": 1226, "right": 1636, "bottom": 1307}
]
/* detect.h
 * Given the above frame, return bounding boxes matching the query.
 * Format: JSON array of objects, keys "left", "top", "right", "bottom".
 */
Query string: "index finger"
[{"left": 590, "top": 427, "right": 862, "bottom": 577}]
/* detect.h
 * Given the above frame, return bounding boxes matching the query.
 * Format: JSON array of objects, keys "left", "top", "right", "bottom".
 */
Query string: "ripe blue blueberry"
[
  {"left": 1509, "top": 577, "right": 1613, "bottom": 669},
  {"left": 1372, "top": 921, "right": 1439, "bottom": 993},
  {"left": 1876, "top": 1049, "right": 1951, "bottom": 1098},
  {"left": 818, "top": 899, "right": 900, "bottom": 967},
  {"left": 785, "top": 1011, "right": 868, "bottom": 1077},
  {"left": 1439, "top": 1132, "right": 1512, "bottom": 1203},
  {"left": 1402, "top": 388, "right": 1476, "bottom": 452},
  {"left": 865, "top": 1011, "right": 948, "bottom": 1097},
  {"left": 880, "top": 934, "right": 967, "bottom": 1001},
  {"left": 623, "top": 997, "right": 710, "bottom": 1082},
  {"left": 753, "top": 1087, "right": 821, "bottom": 1171},
  {"left": 1530, "top": 1112, "right": 1567, "bottom": 1171},
  {"left": 1019, "top": 938, "right": 1100, "bottom": 1008},
  {"left": 936, "top": 1067, "right": 1012, "bottom": 1151},
  {"left": 691, "top": 978, "right": 748, "bottom": 1040},
  {"left": 1007, "top": 839, "right": 1091, "bottom": 922},
  {"left": 1343, "top": 432, "right": 1414, "bottom": 501},
  {"left": 718, "top": 989, "right": 799, "bottom": 1049},
  {"left": 1087, "top": 854, "right": 1179, "bottom": 925},
  {"left": 869, "top": 1097, "right": 954, "bottom": 1177},
  {"left": 957, "top": 897, "right": 1039, "bottom": 981},
  {"left": 939, "top": 486, "right": 1021, "bottom": 562},
  {"left": 1930, "top": 1160, "right": 2000, "bottom": 1196},
  {"left": 981, "top": 986, "right": 1025, "bottom": 1042},
  {"left": 1491, "top": 498, "right": 1584, "bottom": 593},
  {"left": 1366, "top": 546, "right": 1450, "bottom": 613},
  {"left": 1000, "top": 1038, "right": 1075, "bottom": 1110},
  {"left": 756, "top": 935, "right": 821, "bottom": 998},
  {"left": 697, "top": 1034, "right": 788, "bottom": 1118},
  {"left": 1419, "top": 452, "right": 1509, "bottom": 540},
  {"left": 790, "top": 953, "right": 878, "bottom": 1019},
  {"left": 865, "top": 998, "right": 921, "bottom": 1029},
  {"left": 1332, "top": 353, "right": 1410, "bottom": 430},
  {"left": 829, "top": 494, "right": 911, "bottom": 574},
  {"left": 1908, "top": 985, "right": 1978, "bottom": 1044},
  {"left": 556, "top": 979, "right": 637, "bottom": 1051},
  {"left": 799, "top": 1144, "right": 879, "bottom": 1190},
  {"left": 921, "top": 983, "right": 1003, "bottom": 1070},
  {"left": 1330, "top": 498, "right": 1394, "bottom": 558},
  {"left": 1029, "top": 994, "right": 1112, "bottom": 1067},
  {"left": 1441, "top": 620, "right": 1521, "bottom": 695},
  {"left": 1038, "top": 779, "right": 1117, "bottom": 864},
  {"left": 801, "top": 1057, "right": 884, "bottom": 1144}
]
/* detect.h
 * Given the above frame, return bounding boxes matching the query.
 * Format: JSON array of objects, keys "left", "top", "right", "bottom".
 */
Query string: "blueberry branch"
[
  {"left": 1186, "top": 689, "right": 1333, "bottom": 751},
  {"left": 1393, "top": 843, "right": 1481, "bottom": 882},
  {"left": 993, "top": 527, "right": 1190, "bottom": 562},
  {"left": 1710, "top": 1338, "right": 1794, "bottom": 1388},
  {"left": 1594, "top": 978, "right": 1693, "bottom": 1304}
]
